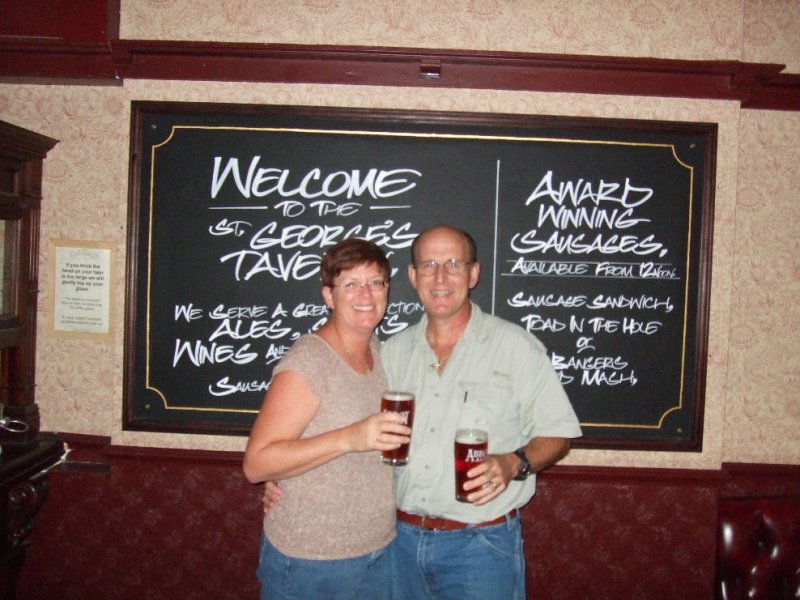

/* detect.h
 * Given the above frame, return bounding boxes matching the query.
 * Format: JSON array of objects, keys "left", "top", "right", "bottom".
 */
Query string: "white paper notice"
[{"left": 54, "top": 245, "right": 112, "bottom": 335}]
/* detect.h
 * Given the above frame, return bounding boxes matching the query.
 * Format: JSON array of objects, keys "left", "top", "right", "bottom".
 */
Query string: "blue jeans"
[
  {"left": 257, "top": 534, "right": 392, "bottom": 600},
  {"left": 391, "top": 514, "right": 525, "bottom": 600}
]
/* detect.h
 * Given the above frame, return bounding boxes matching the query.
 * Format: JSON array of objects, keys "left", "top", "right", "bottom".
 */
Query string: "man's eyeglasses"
[
  {"left": 414, "top": 259, "right": 473, "bottom": 277},
  {"left": 331, "top": 279, "right": 389, "bottom": 293}
]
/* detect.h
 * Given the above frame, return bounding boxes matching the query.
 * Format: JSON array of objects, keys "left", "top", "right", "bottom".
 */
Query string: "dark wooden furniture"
[
  {"left": 0, "top": 436, "right": 64, "bottom": 600},
  {"left": 0, "top": 120, "right": 61, "bottom": 600},
  {"left": 716, "top": 496, "right": 800, "bottom": 599},
  {"left": 0, "top": 120, "right": 57, "bottom": 437}
]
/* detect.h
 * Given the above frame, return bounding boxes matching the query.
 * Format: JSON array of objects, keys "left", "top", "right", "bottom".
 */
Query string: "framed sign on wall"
[
  {"left": 124, "top": 102, "right": 716, "bottom": 451},
  {"left": 50, "top": 239, "right": 114, "bottom": 340}
]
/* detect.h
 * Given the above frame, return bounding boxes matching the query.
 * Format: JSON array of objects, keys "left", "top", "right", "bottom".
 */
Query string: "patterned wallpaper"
[
  {"left": 726, "top": 110, "right": 800, "bottom": 464},
  {"left": 120, "top": 0, "right": 800, "bottom": 72},
  {"left": 0, "top": 0, "right": 797, "bottom": 468}
]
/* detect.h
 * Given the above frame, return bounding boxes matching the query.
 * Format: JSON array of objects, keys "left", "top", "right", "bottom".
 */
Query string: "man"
[{"left": 382, "top": 225, "right": 581, "bottom": 600}]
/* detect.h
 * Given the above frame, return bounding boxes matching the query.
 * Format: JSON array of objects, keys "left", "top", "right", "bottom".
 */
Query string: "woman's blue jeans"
[
  {"left": 257, "top": 534, "right": 392, "bottom": 600},
  {"left": 390, "top": 513, "right": 525, "bottom": 600}
]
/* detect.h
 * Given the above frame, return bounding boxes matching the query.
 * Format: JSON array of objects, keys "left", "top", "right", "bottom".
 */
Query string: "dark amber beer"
[
  {"left": 380, "top": 391, "right": 415, "bottom": 465},
  {"left": 454, "top": 429, "right": 488, "bottom": 502}
]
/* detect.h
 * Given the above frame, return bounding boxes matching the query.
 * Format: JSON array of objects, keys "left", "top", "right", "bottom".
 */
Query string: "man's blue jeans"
[
  {"left": 257, "top": 534, "right": 392, "bottom": 600},
  {"left": 390, "top": 513, "right": 525, "bottom": 600}
]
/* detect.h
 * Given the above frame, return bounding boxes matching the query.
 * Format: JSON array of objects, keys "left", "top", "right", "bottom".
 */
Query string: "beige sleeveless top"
[{"left": 262, "top": 334, "right": 396, "bottom": 559}]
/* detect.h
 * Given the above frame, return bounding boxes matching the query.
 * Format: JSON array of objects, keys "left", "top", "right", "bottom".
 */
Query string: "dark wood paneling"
[
  {"left": 0, "top": 39, "right": 798, "bottom": 110},
  {"left": 0, "top": 0, "right": 119, "bottom": 44},
  {"left": 16, "top": 436, "right": 261, "bottom": 600},
  {"left": 719, "top": 462, "right": 800, "bottom": 499},
  {"left": 525, "top": 475, "right": 718, "bottom": 599},
  {"left": 16, "top": 435, "right": 798, "bottom": 599}
]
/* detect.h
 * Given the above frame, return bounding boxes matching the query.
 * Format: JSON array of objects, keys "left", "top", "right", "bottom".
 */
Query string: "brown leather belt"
[{"left": 396, "top": 508, "right": 519, "bottom": 531}]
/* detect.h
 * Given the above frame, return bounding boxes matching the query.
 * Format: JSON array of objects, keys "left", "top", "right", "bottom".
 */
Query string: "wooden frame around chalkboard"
[{"left": 123, "top": 101, "right": 715, "bottom": 451}]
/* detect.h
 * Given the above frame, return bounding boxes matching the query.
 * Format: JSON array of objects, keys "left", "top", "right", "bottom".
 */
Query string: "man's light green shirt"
[{"left": 382, "top": 302, "right": 582, "bottom": 523}]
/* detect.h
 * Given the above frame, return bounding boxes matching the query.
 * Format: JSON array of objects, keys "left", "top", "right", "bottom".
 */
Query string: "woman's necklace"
[{"left": 333, "top": 322, "right": 372, "bottom": 374}]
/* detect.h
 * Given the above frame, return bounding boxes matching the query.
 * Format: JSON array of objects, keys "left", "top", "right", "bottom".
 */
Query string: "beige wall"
[{"left": 0, "top": 0, "right": 797, "bottom": 469}]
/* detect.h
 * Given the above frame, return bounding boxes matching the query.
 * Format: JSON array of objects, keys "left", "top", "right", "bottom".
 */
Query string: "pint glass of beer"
[
  {"left": 454, "top": 428, "right": 488, "bottom": 502},
  {"left": 380, "top": 391, "right": 415, "bottom": 465}
]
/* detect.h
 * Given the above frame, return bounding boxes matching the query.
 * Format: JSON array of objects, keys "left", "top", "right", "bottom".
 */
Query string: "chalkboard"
[{"left": 124, "top": 102, "right": 715, "bottom": 451}]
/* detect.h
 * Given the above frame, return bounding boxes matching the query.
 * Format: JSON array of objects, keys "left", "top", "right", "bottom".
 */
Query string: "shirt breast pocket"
[{"left": 457, "top": 376, "right": 519, "bottom": 448}]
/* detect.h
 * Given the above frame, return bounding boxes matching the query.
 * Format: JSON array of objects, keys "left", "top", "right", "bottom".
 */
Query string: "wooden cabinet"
[
  {"left": 0, "top": 120, "right": 62, "bottom": 600},
  {"left": 0, "top": 437, "right": 63, "bottom": 600},
  {"left": 0, "top": 120, "right": 57, "bottom": 438}
]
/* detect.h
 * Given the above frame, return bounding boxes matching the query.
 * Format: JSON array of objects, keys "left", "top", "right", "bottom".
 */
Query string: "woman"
[{"left": 243, "top": 238, "right": 410, "bottom": 600}]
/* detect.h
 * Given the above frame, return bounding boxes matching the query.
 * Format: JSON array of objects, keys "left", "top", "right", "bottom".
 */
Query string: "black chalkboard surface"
[{"left": 124, "top": 102, "right": 716, "bottom": 450}]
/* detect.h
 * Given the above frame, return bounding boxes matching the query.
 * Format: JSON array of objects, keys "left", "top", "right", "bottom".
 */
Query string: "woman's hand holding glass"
[{"left": 346, "top": 410, "right": 411, "bottom": 454}]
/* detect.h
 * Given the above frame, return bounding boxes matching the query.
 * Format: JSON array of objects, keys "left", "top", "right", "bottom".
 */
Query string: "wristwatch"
[{"left": 513, "top": 447, "right": 532, "bottom": 481}]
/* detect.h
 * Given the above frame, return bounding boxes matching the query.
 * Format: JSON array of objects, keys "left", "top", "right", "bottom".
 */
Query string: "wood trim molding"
[
  {"left": 719, "top": 462, "right": 800, "bottom": 498},
  {"left": 52, "top": 432, "right": 243, "bottom": 466},
  {"left": 49, "top": 433, "right": 798, "bottom": 490},
  {"left": 101, "top": 444, "right": 244, "bottom": 466},
  {"left": 0, "top": 40, "right": 798, "bottom": 111},
  {"left": 542, "top": 464, "right": 724, "bottom": 486}
]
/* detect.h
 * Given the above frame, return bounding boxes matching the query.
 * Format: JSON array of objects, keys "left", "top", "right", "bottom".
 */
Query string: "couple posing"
[{"left": 243, "top": 225, "right": 582, "bottom": 600}]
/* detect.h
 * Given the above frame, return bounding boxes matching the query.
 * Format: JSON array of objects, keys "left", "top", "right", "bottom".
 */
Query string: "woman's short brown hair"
[{"left": 320, "top": 238, "right": 391, "bottom": 287}]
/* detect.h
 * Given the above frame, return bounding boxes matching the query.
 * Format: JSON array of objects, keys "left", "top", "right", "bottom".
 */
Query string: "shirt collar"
[{"left": 411, "top": 301, "right": 489, "bottom": 347}]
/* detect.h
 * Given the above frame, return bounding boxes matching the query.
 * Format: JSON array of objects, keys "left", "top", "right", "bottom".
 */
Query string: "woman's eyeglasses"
[{"left": 332, "top": 279, "right": 389, "bottom": 293}]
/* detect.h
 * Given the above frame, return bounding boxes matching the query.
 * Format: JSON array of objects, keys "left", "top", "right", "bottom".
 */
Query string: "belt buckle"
[{"left": 420, "top": 515, "right": 446, "bottom": 531}]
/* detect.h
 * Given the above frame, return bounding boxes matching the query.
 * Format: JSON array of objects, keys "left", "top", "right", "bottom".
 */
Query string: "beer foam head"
[
  {"left": 382, "top": 391, "right": 414, "bottom": 401},
  {"left": 455, "top": 428, "right": 488, "bottom": 443}
]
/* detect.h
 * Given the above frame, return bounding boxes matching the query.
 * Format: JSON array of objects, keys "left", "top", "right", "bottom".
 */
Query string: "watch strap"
[{"left": 513, "top": 447, "right": 531, "bottom": 481}]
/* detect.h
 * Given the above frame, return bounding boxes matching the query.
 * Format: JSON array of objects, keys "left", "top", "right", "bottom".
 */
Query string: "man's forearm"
[{"left": 521, "top": 436, "right": 571, "bottom": 474}]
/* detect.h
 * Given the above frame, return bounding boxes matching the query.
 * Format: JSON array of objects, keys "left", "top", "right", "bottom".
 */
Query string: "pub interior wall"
[{"left": 0, "top": 0, "right": 797, "bottom": 469}]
